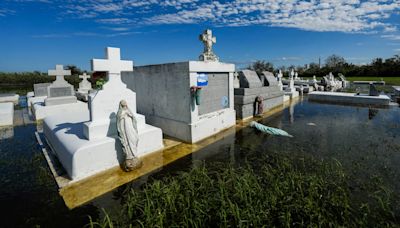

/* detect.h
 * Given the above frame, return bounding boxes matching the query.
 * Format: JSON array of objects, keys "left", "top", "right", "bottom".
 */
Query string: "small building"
[{"left": 122, "top": 30, "right": 236, "bottom": 143}]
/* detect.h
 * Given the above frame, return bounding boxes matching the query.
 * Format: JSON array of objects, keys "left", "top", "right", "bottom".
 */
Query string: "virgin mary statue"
[{"left": 117, "top": 100, "right": 142, "bottom": 171}]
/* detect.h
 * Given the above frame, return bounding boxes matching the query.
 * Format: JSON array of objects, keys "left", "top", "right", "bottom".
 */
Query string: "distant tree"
[
  {"left": 248, "top": 60, "right": 274, "bottom": 75},
  {"left": 325, "top": 55, "right": 346, "bottom": 68},
  {"left": 65, "top": 65, "right": 82, "bottom": 76}
]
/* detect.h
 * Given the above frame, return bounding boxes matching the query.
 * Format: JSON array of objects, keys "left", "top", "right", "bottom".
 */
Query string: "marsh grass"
[{"left": 88, "top": 153, "right": 398, "bottom": 227}]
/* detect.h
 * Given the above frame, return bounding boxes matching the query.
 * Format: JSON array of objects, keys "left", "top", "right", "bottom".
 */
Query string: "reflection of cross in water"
[
  {"left": 79, "top": 73, "right": 90, "bottom": 81},
  {"left": 199, "top": 29, "right": 216, "bottom": 54},
  {"left": 48, "top": 65, "right": 71, "bottom": 83}
]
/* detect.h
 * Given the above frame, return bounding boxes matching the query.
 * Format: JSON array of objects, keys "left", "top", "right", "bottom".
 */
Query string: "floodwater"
[{"left": 0, "top": 97, "right": 399, "bottom": 227}]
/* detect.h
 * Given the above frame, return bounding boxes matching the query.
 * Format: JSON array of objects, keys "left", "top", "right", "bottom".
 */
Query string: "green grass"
[{"left": 87, "top": 153, "right": 399, "bottom": 227}]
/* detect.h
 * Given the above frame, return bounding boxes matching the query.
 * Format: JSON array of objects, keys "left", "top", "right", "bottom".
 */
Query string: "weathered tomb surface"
[
  {"left": 234, "top": 70, "right": 284, "bottom": 119},
  {"left": 76, "top": 73, "right": 93, "bottom": 101},
  {"left": 0, "top": 94, "right": 19, "bottom": 105},
  {"left": 308, "top": 91, "right": 390, "bottom": 106},
  {"left": 31, "top": 65, "right": 85, "bottom": 120},
  {"left": 43, "top": 47, "right": 163, "bottom": 181},
  {"left": 122, "top": 61, "right": 236, "bottom": 143},
  {"left": 44, "top": 65, "right": 77, "bottom": 106},
  {"left": 0, "top": 102, "right": 13, "bottom": 126}
]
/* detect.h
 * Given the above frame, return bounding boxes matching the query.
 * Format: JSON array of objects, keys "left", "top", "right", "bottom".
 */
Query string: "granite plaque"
[
  {"left": 49, "top": 87, "right": 73, "bottom": 98},
  {"left": 34, "top": 83, "right": 51, "bottom": 97}
]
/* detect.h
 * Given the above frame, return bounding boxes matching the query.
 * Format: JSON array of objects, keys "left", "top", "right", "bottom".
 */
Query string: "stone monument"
[
  {"left": 45, "top": 65, "right": 76, "bottom": 106},
  {"left": 43, "top": 47, "right": 164, "bottom": 180},
  {"left": 122, "top": 31, "right": 235, "bottom": 143},
  {"left": 284, "top": 69, "right": 299, "bottom": 99},
  {"left": 277, "top": 70, "right": 283, "bottom": 91},
  {"left": 76, "top": 73, "right": 93, "bottom": 101},
  {"left": 234, "top": 70, "right": 284, "bottom": 119},
  {"left": 199, "top": 29, "right": 219, "bottom": 62}
]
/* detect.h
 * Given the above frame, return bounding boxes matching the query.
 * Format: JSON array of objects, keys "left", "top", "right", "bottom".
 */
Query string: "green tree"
[{"left": 248, "top": 60, "right": 274, "bottom": 75}]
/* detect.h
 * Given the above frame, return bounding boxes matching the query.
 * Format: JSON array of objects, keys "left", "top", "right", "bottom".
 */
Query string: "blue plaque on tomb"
[
  {"left": 197, "top": 73, "right": 208, "bottom": 86},
  {"left": 221, "top": 96, "right": 229, "bottom": 108}
]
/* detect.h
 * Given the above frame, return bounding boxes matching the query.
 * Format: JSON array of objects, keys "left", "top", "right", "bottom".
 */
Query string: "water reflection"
[{"left": 1, "top": 99, "right": 400, "bottom": 227}]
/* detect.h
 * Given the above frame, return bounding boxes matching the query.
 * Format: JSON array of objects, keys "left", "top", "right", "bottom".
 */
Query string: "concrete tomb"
[
  {"left": 0, "top": 102, "right": 13, "bottom": 127},
  {"left": 234, "top": 70, "right": 284, "bottom": 119},
  {"left": 27, "top": 83, "right": 51, "bottom": 107},
  {"left": 309, "top": 91, "right": 390, "bottom": 106},
  {"left": 31, "top": 65, "right": 86, "bottom": 120},
  {"left": 76, "top": 73, "right": 93, "bottom": 101},
  {"left": 122, "top": 30, "right": 235, "bottom": 143},
  {"left": 284, "top": 70, "right": 300, "bottom": 99},
  {"left": 43, "top": 47, "right": 163, "bottom": 180},
  {"left": 0, "top": 94, "right": 19, "bottom": 105}
]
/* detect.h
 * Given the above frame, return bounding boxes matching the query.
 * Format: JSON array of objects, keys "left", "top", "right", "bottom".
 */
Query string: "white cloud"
[
  {"left": 382, "top": 34, "right": 400, "bottom": 40},
  {"left": 5, "top": 0, "right": 400, "bottom": 33}
]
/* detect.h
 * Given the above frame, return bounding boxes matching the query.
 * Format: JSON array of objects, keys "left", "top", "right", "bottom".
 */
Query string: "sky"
[{"left": 0, "top": 0, "right": 400, "bottom": 72}]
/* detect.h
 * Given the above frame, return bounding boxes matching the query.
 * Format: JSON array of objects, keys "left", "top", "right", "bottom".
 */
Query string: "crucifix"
[
  {"left": 79, "top": 72, "right": 90, "bottom": 81},
  {"left": 199, "top": 29, "right": 219, "bottom": 61},
  {"left": 48, "top": 64, "right": 71, "bottom": 84}
]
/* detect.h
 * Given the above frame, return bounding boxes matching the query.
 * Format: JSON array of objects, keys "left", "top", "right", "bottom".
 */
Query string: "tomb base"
[
  {"left": 308, "top": 92, "right": 390, "bottom": 106},
  {"left": 76, "top": 90, "right": 90, "bottom": 102},
  {"left": 28, "top": 95, "right": 46, "bottom": 107},
  {"left": 32, "top": 100, "right": 87, "bottom": 121},
  {"left": 0, "top": 94, "right": 19, "bottom": 105},
  {"left": 234, "top": 87, "right": 284, "bottom": 119},
  {"left": 45, "top": 96, "right": 77, "bottom": 106},
  {"left": 43, "top": 110, "right": 163, "bottom": 181},
  {"left": 284, "top": 90, "right": 300, "bottom": 99},
  {"left": 0, "top": 102, "right": 13, "bottom": 126}
]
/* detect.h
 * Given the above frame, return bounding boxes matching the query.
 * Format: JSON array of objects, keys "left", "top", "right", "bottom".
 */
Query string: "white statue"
[
  {"left": 290, "top": 69, "right": 295, "bottom": 79},
  {"left": 294, "top": 72, "right": 299, "bottom": 80},
  {"left": 116, "top": 100, "right": 142, "bottom": 171},
  {"left": 199, "top": 29, "right": 219, "bottom": 62}
]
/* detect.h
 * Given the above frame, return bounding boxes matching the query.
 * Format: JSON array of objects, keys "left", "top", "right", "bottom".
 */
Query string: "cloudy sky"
[{"left": 0, "top": 0, "right": 400, "bottom": 71}]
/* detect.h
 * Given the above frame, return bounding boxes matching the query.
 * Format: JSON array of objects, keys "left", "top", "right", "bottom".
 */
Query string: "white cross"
[
  {"left": 91, "top": 47, "right": 133, "bottom": 76},
  {"left": 200, "top": 29, "right": 216, "bottom": 53},
  {"left": 48, "top": 64, "right": 71, "bottom": 82},
  {"left": 79, "top": 73, "right": 90, "bottom": 81}
]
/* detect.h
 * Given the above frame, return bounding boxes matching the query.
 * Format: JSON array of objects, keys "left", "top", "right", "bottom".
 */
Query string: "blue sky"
[{"left": 0, "top": 0, "right": 400, "bottom": 72}]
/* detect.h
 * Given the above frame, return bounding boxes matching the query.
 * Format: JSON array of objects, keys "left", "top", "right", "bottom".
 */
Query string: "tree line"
[{"left": 248, "top": 54, "right": 400, "bottom": 78}]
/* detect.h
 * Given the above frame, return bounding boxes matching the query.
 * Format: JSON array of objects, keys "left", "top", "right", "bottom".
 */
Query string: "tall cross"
[
  {"left": 91, "top": 47, "right": 133, "bottom": 80},
  {"left": 199, "top": 29, "right": 216, "bottom": 54},
  {"left": 79, "top": 73, "right": 90, "bottom": 81},
  {"left": 48, "top": 64, "right": 71, "bottom": 83}
]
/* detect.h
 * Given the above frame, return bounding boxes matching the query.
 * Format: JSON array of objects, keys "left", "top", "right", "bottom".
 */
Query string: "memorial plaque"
[
  {"left": 49, "top": 87, "right": 73, "bottom": 97},
  {"left": 34, "top": 83, "right": 51, "bottom": 97},
  {"left": 198, "top": 73, "right": 229, "bottom": 115}
]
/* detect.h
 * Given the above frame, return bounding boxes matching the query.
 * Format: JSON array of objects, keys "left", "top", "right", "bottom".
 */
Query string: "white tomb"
[
  {"left": 32, "top": 65, "right": 87, "bottom": 120},
  {"left": 0, "top": 94, "right": 19, "bottom": 105},
  {"left": 76, "top": 73, "right": 93, "bottom": 101},
  {"left": 27, "top": 83, "right": 51, "bottom": 107},
  {"left": 0, "top": 102, "right": 13, "bottom": 126},
  {"left": 284, "top": 69, "right": 299, "bottom": 100},
  {"left": 122, "top": 29, "right": 235, "bottom": 143},
  {"left": 43, "top": 47, "right": 164, "bottom": 181}
]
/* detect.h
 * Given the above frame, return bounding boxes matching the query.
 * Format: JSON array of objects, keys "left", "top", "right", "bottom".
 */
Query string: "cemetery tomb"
[
  {"left": 0, "top": 102, "right": 13, "bottom": 126},
  {"left": 31, "top": 65, "right": 87, "bottom": 121},
  {"left": 27, "top": 83, "right": 51, "bottom": 107},
  {"left": 43, "top": 47, "right": 163, "bottom": 181},
  {"left": 0, "top": 94, "right": 19, "bottom": 105},
  {"left": 122, "top": 30, "right": 235, "bottom": 143},
  {"left": 122, "top": 61, "right": 236, "bottom": 143},
  {"left": 308, "top": 91, "right": 390, "bottom": 106},
  {"left": 234, "top": 70, "right": 285, "bottom": 119},
  {"left": 76, "top": 73, "right": 93, "bottom": 101}
]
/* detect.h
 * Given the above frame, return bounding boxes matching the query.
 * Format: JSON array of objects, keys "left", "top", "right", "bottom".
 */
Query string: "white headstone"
[
  {"left": 83, "top": 47, "right": 136, "bottom": 140},
  {"left": 45, "top": 65, "right": 76, "bottom": 106},
  {"left": 78, "top": 73, "right": 92, "bottom": 92}
]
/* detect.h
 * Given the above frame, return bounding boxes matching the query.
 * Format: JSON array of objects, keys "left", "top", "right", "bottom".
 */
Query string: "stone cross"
[
  {"left": 290, "top": 69, "right": 295, "bottom": 79},
  {"left": 199, "top": 29, "right": 219, "bottom": 61},
  {"left": 48, "top": 65, "right": 71, "bottom": 83},
  {"left": 79, "top": 73, "right": 90, "bottom": 81},
  {"left": 91, "top": 47, "right": 133, "bottom": 80}
]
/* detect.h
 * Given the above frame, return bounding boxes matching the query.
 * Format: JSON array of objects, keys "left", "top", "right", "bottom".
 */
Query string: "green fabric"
[{"left": 250, "top": 121, "right": 293, "bottom": 137}]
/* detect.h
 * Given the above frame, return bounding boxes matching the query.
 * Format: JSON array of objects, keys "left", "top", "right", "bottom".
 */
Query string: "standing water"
[{"left": 0, "top": 98, "right": 399, "bottom": 227}]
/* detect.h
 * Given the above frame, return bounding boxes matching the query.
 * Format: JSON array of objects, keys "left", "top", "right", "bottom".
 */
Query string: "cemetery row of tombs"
[{"left": 0, "top": 30, "right": 395, "bottom": 207}]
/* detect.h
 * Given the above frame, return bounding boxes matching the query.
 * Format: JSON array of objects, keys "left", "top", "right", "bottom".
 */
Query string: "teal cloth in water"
[{"left": 250, "top": 121, "right": 293, "bottom": 137}]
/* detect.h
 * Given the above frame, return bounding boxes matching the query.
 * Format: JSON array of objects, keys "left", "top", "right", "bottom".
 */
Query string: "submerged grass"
[{"left": 88, "top": 153, "right": 398, "bottom": 227}]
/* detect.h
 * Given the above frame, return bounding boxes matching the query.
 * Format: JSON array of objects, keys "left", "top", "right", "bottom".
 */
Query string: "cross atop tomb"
[
  {"left": 79, "top": 73, "right": 91, "bottom": 82},
  {"left": 48, "top": 65, "right": 71, "bottom": 83},
  {"left": 91, "top": 47, "right": 133, "bottom": 77},
  {"left": 199, "top": 29, "right": 219, "bottom": 62}
]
